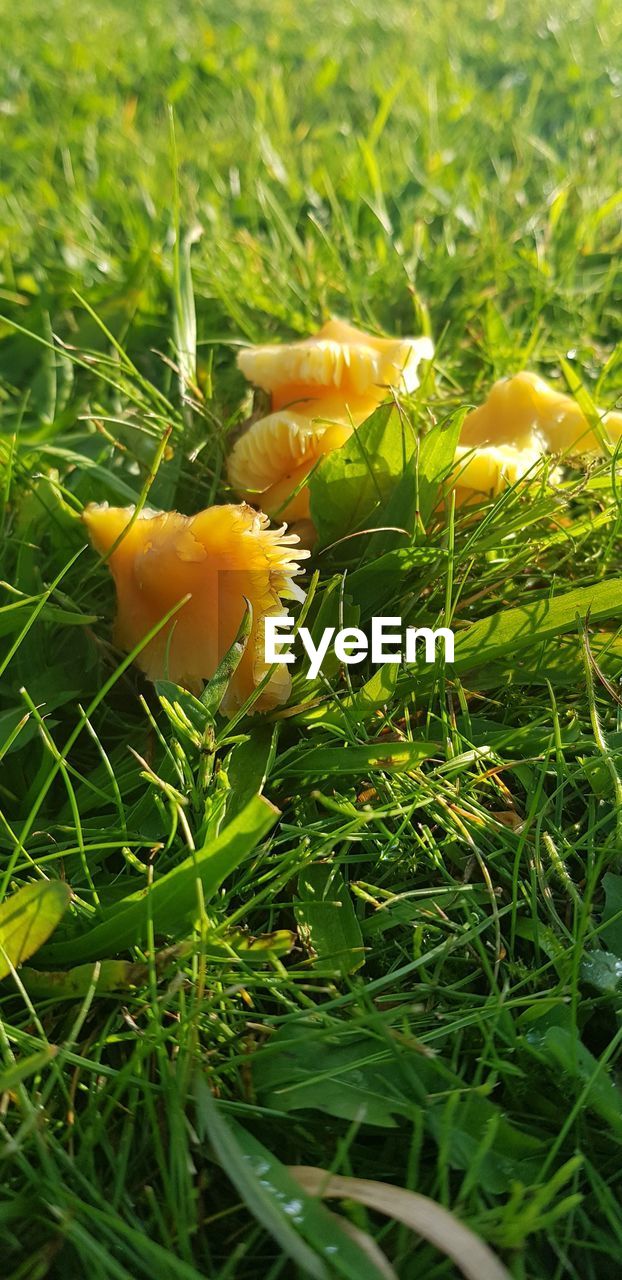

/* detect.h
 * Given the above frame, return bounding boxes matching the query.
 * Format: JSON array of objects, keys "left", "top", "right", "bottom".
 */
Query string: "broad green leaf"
[
  {"left": 367, "top": 411, "right": 466, "bottom": 556},
  {"left": 0, "top": 677, "right": 85, "bottom": 758},
  {"left": 309, "top": 403, "right": 416, "bottom": 548},
  {"left": 417, "top": 635, "right": 622, "bottom": 693},
  {"left": 344, "top": 663, "right": 399, "bottom": 722},
  {"left": 297, "top": 663, "right": 399, "bottom": 732},
  {"left": 601, "top": 873, "right": 622, "bottom": 955},
  {"left": 414, "top": 408, "right": 466, "bottom": 529},
  {"left": 195, "top": 1078, "right": 389, "bottom": 1280},
  {"left": 202, "top": 928, "right": 296, "bottom": 962},
  {"left": 347, "top": 546, "right": 442, "bottom": 619},
  {"left": 38, "top": 794, "right": 279, "bottom": 965},
  {"left": 0, "top": 880, "right": 72, "bottom": 979},
  {"left": 454, "top": 715, "right": 581, "bottom": 756},
  {"left": 298, "top": 580, "right": 621, "bottom": 732},
  {"left": 18, "top": 955, "right": 178, "bottom": 999},
  {"left": 364, "top": 467, "right": 418, "bottom": 558},
  {"left": 253, "top": 1024, "right": 418, "bottom": 1127},
  {"left": 581, "top": 755, "right": 616, "bottom": 799},
  {"left": 581, "top": 950, "right": 622, "bottom": 995},
  {"left": 295, "top": 863, "right": 365, "bottom": 975},
  {"left": 0, "top": 601, "right": 97, "bottom": 638},
  {"left": 21, "top": 931, "right": 295, "bottom": 999},
  {"left": 521, "top": 1005, "right": 622, "bottom": 1136},
  {"left": 452, "top": 579, "right": 622, "bottom": 671},
  {"left": 254, "top": 1025, "right": 543, "bottom": 1192},
  {"left": 425, "top": 1097, "right": 544, "bottom": 1195},
  {"left": 225, "top": 725, "right": 278, "bottom": 824}
]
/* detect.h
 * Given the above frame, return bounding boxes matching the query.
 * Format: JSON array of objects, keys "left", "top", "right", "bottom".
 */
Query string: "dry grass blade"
[
  {"left": 289, "top": 1167, "right": 511, "bottom": 1280},
  {"left": 325, "top": 1212, "right": 397, "bottom": 1280}
]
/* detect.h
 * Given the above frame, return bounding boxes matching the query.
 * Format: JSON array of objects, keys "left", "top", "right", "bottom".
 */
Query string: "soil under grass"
[{"left": 1, "top": 1, "right": 622, "bottom": 1276}]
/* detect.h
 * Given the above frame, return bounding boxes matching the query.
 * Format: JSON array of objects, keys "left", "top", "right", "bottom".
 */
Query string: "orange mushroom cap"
[
  {"left": 450, "top": 440, "right": 552, "bottom": 506},
  {"left": 460, "top": 370, "right": 622, "bottom": 456},
  {"left": 230, "top": 319, "right": 434, "bottom": 522},
  {"left": 83, "top": 502, "right": 308, "bottom": 715},
  {"left": 237, "top": 318, "right": 434, "bottom": 417}
]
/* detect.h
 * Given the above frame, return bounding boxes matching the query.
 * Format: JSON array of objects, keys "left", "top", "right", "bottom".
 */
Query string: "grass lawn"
[{"left": 2, "top": 0, "right": 622, "bottom": 1275}]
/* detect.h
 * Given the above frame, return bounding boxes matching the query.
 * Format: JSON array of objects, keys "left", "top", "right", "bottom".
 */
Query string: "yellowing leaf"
[{"left": 0, "top": 880, "right": 72, "bottom": 980}]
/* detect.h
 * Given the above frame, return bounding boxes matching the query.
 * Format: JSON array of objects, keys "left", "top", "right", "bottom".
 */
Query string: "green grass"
[{"left": 2, "top": 0, "right": 622, "bottom": 1275}]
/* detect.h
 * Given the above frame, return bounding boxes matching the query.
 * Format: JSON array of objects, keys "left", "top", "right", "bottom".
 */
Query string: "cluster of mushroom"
[
  {"left": 85, "top": 319, "right": 622, "bottom": 715},
  {"left": 227, "top": 319, "right": 435, "bottom": 527},
  {"left": 229, "top": 321, "right": 622, "bottom": 521}
]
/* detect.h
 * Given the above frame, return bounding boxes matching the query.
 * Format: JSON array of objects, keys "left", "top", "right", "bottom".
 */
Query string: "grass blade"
[
  {"left": 196, "top": 1079, "right": 391, "bottom": 1280},
  {"left": 290, "top": 1167, "right": 511, "bottom": 1280},
  {"left": 38, "top": 795, "right": 278, "bottom": 965}
]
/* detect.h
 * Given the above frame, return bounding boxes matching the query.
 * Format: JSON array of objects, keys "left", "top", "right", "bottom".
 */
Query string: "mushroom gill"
[
  {"left": 237, "top": 318, "right": 434, "bottom": 415},
  {"left": 227, "top": 411, "right": 353, "bottom": 522},
  {"left": 229, "top": 319, "right": 434, "bottom": 522}
]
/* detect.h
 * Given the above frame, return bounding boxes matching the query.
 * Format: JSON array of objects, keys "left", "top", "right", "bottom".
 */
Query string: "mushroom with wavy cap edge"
[
  {"left": 229, "top": 318, "right": 434, "bottom": 523},
  {"left": 83, "top": 502, "right": 308, "bottom": 715}
]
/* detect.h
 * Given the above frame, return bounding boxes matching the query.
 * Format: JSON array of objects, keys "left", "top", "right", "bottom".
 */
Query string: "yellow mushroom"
[
  {"left": 227, "top": 411, "right": 353, "bottom": 522},
  {"left": 451, "top": 441, "right": 548, "bottom": 506},
  {"left": 83, "top": 502, "right": 308, "bottom": 715},
  {"left": 238, "top": 318, "right": 434, "bottom": 417},
  {"left": 230, "top": 319, "right": 434, "bottom": 522},
  {"left": 460, "top": 370, "right": 622, "bottom": 457}
]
